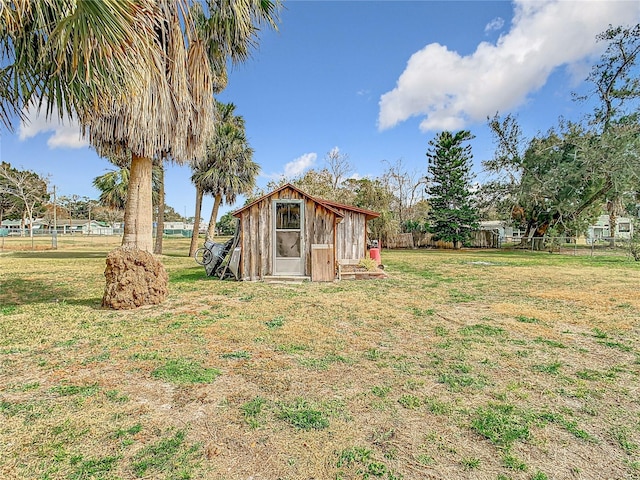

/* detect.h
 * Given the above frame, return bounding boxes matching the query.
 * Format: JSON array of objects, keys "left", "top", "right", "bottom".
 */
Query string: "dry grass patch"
[{"left": 1, "top": 243, "right": 639, "bottom": 479}]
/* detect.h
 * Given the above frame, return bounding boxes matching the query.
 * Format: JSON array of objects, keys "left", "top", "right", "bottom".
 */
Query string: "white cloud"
[
  {"left": 484, "top": 17, "right": 505, "bottom": 34},
  {"left": 378, "top": 0, "right": 640, "bottom": 132},
  {"left": 283, "top": 152, "right": 317, "bottom": 177},
  {"left": 19, "top": 107, "right": 89, "bottom": 149}
]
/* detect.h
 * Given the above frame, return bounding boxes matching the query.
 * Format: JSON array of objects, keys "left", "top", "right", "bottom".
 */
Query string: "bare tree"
[
  {"left": 92, "top": 206, "right": 124, "bottom": 225},
  {"left": 0, "top": 168, "right": 18, "bottom": 225},
  {"left": 0, "top": 163, "right": 49, "bottom": 238},
  {"left": 381, "top": 159, "right": 427, "bottom": 227},
  {"left": 325, "top": 147, "right": 353, "bottom": 193}
]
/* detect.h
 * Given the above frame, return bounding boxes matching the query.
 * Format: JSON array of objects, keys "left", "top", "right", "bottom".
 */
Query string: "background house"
[
  {"left": 0, "top": 219, "right": 114, "bottom": 235},
  {"left": 586, "top": 214, "right": 633, "bottom": 244},
  {"left": 478, "top": 215, "right": 635, "bottom": 246},
  {"left": 50, "top": 220, "right": 113, "bottom": 235},
  {"left": 232, "top": 184, "right": 379, "bottom": 281},
  {"left": 478, "top": 220, "right": 527, "bottom": 245}
]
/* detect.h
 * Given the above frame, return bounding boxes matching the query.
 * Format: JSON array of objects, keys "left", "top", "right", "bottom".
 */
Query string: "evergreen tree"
[{"left": 426, "top": 130, "right": 479, "bottom": 249}]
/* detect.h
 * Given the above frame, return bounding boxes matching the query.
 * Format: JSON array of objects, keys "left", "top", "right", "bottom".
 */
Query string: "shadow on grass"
[
  {"left": 6, "top": 251, "right": 109, "bottom": 260},
  {"left": 62, "top": 297, "right": 104, "bottom": 308},
  {"left": 0, "top": 277, "right": 102, "bottom": 308},
  {"left": 170, "top": 267, "right": 211, "bottom": 283},
  {"left": 163, "top": 252, "right": 191, "bottom": 258}
]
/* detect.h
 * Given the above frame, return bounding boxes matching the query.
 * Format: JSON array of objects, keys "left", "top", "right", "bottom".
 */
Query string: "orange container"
[{"left": 369, "top": 247, "right": 381, "bottom": 265}]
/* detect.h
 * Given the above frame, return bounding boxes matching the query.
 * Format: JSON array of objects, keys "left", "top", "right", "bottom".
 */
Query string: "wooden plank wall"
[
  {"left": 239, "top": 198, "right": 269, "bottom": 281},
  {"left": 335, "top": 210, "right": 366, "bottom": 260}
]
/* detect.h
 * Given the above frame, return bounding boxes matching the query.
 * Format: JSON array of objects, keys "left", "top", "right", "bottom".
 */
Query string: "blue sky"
[{"left": 1, "top": 0, "right": 639, "bottom": 220}]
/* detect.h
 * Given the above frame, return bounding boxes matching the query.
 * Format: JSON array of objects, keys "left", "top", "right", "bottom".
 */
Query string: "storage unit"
[{"left": 232, "top": 184, "right": 379, "bottom": 281}]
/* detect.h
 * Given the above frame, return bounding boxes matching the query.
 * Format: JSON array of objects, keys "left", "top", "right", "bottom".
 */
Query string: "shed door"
[
  {"left": 311, "top": 244, "right": 334, "bottom": 282},
  {"left": 273, "top": 200, "right": 304, "bottom": 275}
]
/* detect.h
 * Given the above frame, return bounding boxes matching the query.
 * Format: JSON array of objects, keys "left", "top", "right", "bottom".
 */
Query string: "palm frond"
[
  {"left": 191, "top": 101, "right": 259, "bottom": 205},
  {"left": 0, "top": 0, "right": 162, "bottom": 128}
]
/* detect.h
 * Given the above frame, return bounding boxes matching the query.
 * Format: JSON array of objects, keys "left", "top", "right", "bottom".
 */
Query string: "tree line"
[
  {"left": 479, "top": 25, "right": 640, "bottom": 249},
  {"left": 3, "top": 24, "right": 639, "bottom": 253},
  {"left": 2, "top": 11, "right": 639, "bottom": 260},
  {"left": 0, "top": 161, "right": 184, "bottom": 235},
  {"left": 238, "top": 25, "right": 640, "bottom": 251},
  {"left": 276, "top": 26, "right": 640, "bottom": 250}
]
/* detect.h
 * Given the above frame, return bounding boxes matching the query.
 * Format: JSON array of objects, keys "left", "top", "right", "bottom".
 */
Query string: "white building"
[
  {"left": 479, "top": 220, "right": 526, "bottom": 243},
  {"left": 586, "top": 215, "right": 633, "bottom": 244}
]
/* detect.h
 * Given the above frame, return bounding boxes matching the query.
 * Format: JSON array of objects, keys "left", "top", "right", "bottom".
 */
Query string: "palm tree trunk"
[
  {"left": 154, "top": 164, "right": 165, "bottom": 254},
  {"left": 189, "top": 185, "right": 204, "bottom": 257},
  {"left": 206, "top": 192, "right": 223, "bottom": 240},
  {"left": 609, "top": 209, "right": 617, "bottom": 248},
  {"left": 122, "top": 154, "right": 154, "bottom": 252}
]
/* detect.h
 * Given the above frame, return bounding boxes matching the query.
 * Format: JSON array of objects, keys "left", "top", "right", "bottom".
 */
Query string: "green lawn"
[{"left": 1, "top": 242, "right": 639, "bottom": 479}]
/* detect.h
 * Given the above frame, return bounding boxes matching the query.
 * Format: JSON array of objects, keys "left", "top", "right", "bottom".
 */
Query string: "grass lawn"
[{"left": 1, "top": 240, "right": 639, "bottom": 479}]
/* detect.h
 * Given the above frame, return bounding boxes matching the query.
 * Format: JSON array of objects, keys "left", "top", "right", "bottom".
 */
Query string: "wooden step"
[{"left": 263, "top": 275, "right": 311, "bottom": 284}]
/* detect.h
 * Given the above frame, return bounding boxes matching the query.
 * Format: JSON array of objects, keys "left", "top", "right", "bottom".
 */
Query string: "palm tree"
[
  {"left": 154, "top": 162, "right": 166, "bottom": 255},
  {"left": 93, "top": 163, "right": 163, "bottom": 233},
  {"left": 2, "top": 1, "right": 280, "bottom": 252},
  {"left": 189, "top": 102, "right": 258, "bottom": 256},
  {"left": 189, "top": 174, "right": 206, "bottom": 257},
  {"left": 189, "top": 102, "right": 240, "bottom": 256},
  {"left": 93, "top": 169, "right": 130, "bottom": 211},
  {"left": 206, "top": 102, "right": 258, "bottom": 240},
  {"left": 204, "top": 125, "right": 258, "bottom": 240}
]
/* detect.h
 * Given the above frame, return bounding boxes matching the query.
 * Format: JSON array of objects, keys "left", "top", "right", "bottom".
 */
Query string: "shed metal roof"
[{"left": 233, "top": 183, "right": 380, "bottom": 221}]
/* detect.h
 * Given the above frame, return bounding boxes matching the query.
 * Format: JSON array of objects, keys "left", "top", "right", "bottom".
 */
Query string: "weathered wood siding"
[
  {"left": 236, "top": 187, "right": 338, "bottom": 280},
  {"left": 306, "top": 200, "right": 336, "bottom": 275},
  {"left": 238, "top": 195, "right": 270, "bottom": 281},
  {"left": 334, "top": 209, "right": 367, "bottom": 260},
  {"left": 311, "top": 244, "right": 335, "bottom": 282}
]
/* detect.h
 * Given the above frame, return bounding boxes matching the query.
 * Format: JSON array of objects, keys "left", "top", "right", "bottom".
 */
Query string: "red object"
[{"left": 369, "top": 247, "right": 381, "bottom": 265}]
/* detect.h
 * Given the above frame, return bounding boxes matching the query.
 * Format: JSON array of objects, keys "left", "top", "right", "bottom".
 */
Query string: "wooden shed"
[{"left": 232, "top": 184, "right": 379, "bottom": 281}]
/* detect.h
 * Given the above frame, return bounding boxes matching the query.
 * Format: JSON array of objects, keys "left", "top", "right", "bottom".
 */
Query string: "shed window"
[
  {"left": 276, "top": 203, "right": 301, "bottom": 229},
  {"left": 619, "top": 222, "right": 631, "bottom": 233}
]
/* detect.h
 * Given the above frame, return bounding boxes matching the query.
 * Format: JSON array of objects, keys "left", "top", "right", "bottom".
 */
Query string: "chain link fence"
[
  {"left": 382, "top": 233, "right": 638, "bottom": 260},
  {"left": 2, "top": 230, "right": 637, "bottom": 262},
  {"left": 503, "top": 236, "right": 638, "bottom": 259},
  {"left": 0, "top": 231, "right": 120, "bottom": 251},
  {"left": 0, "top": 229, "right": 197, "bottom": 252}
]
